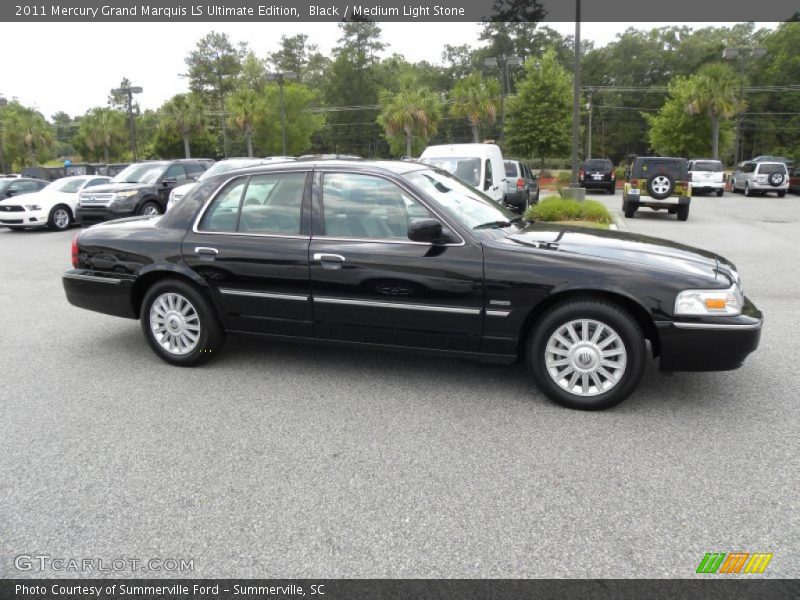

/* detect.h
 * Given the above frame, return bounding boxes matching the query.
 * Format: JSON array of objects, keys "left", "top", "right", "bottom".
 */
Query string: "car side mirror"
[
  {"left": 5, "top": 190, "right": 15, "bottom": 196},
  {"left": 408, "top": 218, "right": 449, "bottom": 244},
  {"left": 624, "top": 170, "right": 631, "bottom": 180},
  {"left": 162, "top": 177, "right": 178, "bottom": 186}
]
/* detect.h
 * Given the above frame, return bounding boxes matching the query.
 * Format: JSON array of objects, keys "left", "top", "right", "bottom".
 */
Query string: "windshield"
[
  {"left": 404, "top": 169, "right": 517, "bottom": 232},
  {"left": 111, "top": 162, "right": 167, "bottom": 184},
  {"left": 692, "top": 161, "right": 722, "bottom": 172},
  {"left": 45, "top": 177, "right": 89, "bottom": 193},
  {"left": 200, "top": 159, "right": 264, "bottom": 181},
  {"left": 419, "top": 157, "right": 481, "bottom": 187}
]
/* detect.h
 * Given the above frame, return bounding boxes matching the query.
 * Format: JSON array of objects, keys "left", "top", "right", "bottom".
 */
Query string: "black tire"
[
  {"left": 623, "top": 197, "right": 636, "bottom": 218},
  {"left": 646, "top": 173, "right": 675, "bottom": 200},
  {"left": 138, "top": 201, "right": 162, "bottom": 216},
  {"left": 731, "top": 179, "right": 738, "bottom": 193},
  {"left": 527, "top": 299, "right": 647, "bottom": 410},
  {"left": 768, "top": 172, "right": 785, "bottom": 187},
  {"left": 676, "top": 205, "right": 690, "bottom": 221},
  {"left": 716, "top": 189, "right": 724, "bottom": 197},
  {"left": 608, "top": 184, "right": 616, "bottom": 195},
  {"left": 777, "top": 191, "right": 786, "bottom": 198},
  {"left": 140, "top": 279, "right": 225, "bottom": 366},
  {"left": 47, "top": 204, "right": 72, "bottom": 231},
  {"left": 744, "top": 182, "right": 752, "bottom": 197}
]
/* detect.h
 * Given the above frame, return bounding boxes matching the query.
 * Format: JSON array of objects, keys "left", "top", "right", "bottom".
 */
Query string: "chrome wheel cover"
[
  {"left": 142, "top": 204, "right": 160, "bottom": 216},
  {"left": 149, "top": 292, "right": 201, "bottom": 355},
  {"left": 53, "top": 208, "right": 70, "bottom": 229},
  {"left": 545, "top": 319, "right": 627, "bottom": 397},
  {"left": 651, "top": 175, "right": 671, "bottom": 195}
]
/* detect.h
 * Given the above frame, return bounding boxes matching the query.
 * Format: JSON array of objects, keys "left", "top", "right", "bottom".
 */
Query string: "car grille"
[
  {"left": 79, "top": 193, "right": 115, "bottom": 207},
  {"left": 0, "top": 218, "right": 23, "bottom": 224},
  {"left": 0, "top": 205, "right": 24, "bottom": 212}
]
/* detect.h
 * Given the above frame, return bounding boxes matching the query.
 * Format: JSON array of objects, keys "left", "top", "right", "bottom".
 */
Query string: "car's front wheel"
[
  {"left": 48, "top": 205, "right": 72, "bottom": 231},
  {"left": 527, "top": 300, "right": 646, "bottom": 410},
  {"left": 744, "top": 182, "right": 752, "bottom": 197},
  {"left": 716, "top": 189, "right": 724, "bottom": 197},
  {"left": 140, "top": 279, "right": 225, "bottom": 366},
  {"left": 139, "top": 201, "right": 162, "bottom": 216}
]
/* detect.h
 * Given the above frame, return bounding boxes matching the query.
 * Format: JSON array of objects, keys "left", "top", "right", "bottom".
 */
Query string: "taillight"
[
  {"left": 71, "top": 235, "right": 79, "bottom": 268},
  {"left": 517, "top": 178, "right": 524, "bottom": 190},
  {"left": 579, "top": 169, "right": 585, "bottom": 180}
]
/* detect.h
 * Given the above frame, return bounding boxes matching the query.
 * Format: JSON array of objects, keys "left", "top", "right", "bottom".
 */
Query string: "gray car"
[
  {"left": 503, "top": 160, "right": 539, "bottom": 213},
  {"left": 731, "top": 161, "right": 789, "bottom": 197}
]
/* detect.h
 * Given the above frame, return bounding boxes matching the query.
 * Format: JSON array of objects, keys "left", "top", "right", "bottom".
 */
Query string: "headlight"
[
  {"left": 24, "top": 204, "right": 42, "bottom": 211},
  {"left": 114, "top": 191, "right": 138, "bottom": 201},
  {"left": 675, "top": 284, "right": 743, "bottom": 316}
]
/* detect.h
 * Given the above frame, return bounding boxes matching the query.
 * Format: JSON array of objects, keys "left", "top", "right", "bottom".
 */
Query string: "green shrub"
[{"left": 524, "top": 197, "right": 612, "bottom": 224}]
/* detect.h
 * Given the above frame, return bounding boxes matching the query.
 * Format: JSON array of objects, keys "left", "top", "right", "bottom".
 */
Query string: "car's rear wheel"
[
  {"left": 139, "top": 201, "right": 162, "bottom": 216},
  {"left": 716, "top": 189, "right": 724, "bottom": 197},
  {"left": 778, "top": 191, "right": 786, "bottom": 198},
  {"left": 623, "top": 197, "right": 636, "bottom": 218},
  {"left": 676, "top": 205, "right": 690, "bottom": 221},
  {"left": 48, "top": 204, "right": 72, "bottom": 231},
  {"left": 527, "top": 300, "right": 646, "bottom": 410},
  {"left": 141, "top": 279, "right": 225, "bottom": 366}
]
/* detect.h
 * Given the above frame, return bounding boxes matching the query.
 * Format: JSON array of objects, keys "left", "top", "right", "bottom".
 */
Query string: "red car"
[{"left": 789, "top": 168, "right": 800, "bottom": 194}]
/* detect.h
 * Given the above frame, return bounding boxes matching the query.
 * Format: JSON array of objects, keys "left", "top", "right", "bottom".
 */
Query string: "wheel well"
[
  {"left": 130, "top": 271, "right": 207, "bottom": 318},
  {"left": 516, "top": 290, "right": 660, "bottom": 358}
]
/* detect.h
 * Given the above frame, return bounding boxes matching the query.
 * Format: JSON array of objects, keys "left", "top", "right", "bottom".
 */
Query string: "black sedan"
[{"left": 62, "top": 160, "right": 762, "bottom": 410}]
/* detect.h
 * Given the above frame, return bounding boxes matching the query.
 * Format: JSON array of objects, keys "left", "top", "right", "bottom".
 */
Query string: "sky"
[{"left": 0, "top": 21, "right": 774, "bottom": 119}]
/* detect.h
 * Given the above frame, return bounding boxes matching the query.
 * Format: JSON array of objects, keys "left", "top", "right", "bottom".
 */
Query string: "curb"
[{"left": 612, "top": 214, "right": 628, "bottom": 232}]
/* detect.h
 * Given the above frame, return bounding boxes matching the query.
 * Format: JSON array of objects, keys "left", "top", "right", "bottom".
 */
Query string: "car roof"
[{"left": 208, "top": 159, "right": 431, "bottom": 178}]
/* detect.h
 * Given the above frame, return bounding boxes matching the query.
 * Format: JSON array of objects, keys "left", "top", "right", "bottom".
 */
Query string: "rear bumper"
[
  {"left": 692, "top": 182, "right": 725, "bottom": 190},
  {"left": 63, "top": 269, "right": 136, "bottom": 319},
  {"left": 657, "top": 298, "right": 762, "bottom": 372},
  {"left": 580, "top": 179, "right": 614, "bottom": 189}
]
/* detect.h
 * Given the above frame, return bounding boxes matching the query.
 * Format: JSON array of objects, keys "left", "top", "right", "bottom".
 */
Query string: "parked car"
[
  {"left": 752, "top": 155, "right": 794, "bottom": 168},
  {"left": 503, "top": 159, "right": 539, "bottom": 213},
  {"left": 0, "top": 177, "right": 48, "bottom": 200},
  {"left": 63, "top": 159, "right": 762, "bottom": 411},
  {"left": 687, "top": 159, "right": 724, "bottom": 196},
  {"left": 419, "top": 143, "right": 507, "bottom": 203},
  {"left": 731, "top": 161, "right": 789, "bottom": 197},
  {"left": 0, "top": 175, "right": 111, "bottom": 231},
  {"left": 167, "top": 158, "right": 291, "bottom": 212},
  {"left": 75, "top": 159, "right": 213, "bottom": 225},
  {"left": 789, "top": 167, "right": 800, "bottom": 195},
  {"left": 578, "top": 158, "right": 616, "bottom": 194},
  {"left": 623, "top": 157, "right": 692, "bottom": 220},
  {"left": 102, "top": 163, "right": 131, "bottom": 178}
]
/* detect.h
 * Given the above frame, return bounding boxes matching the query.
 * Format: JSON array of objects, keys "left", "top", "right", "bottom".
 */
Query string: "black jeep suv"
[{"left": 75, "top": 159, "right": 213, "bottom": 225}]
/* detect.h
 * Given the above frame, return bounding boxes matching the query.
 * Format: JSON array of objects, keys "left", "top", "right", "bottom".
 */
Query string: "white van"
[{"left": 419, "top": 143, "right": 507, "bottom": 203}]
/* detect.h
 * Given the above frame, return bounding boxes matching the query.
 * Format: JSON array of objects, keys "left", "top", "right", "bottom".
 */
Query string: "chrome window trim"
[
  {"left": 316, "top": 169, "right": 467, "bottom": 247},
  {"left": 63, "top": 273, "right": 122, "bottom": 285},
  {"left": 219, "top": 288, "right": 309, "bottom": 301},
  {"left": 314, "top": 296, "right": 481, "bottom": 315},
  {"left": 192, "top": 171, "right": 310, "bottom": 239},
  {"left": 673, "top": 321, "right": 761, "bottom": 330}
]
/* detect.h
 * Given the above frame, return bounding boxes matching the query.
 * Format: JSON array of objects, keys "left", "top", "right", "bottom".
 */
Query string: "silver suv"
[{"left": 732, "top": 161, "right": 789, "bottom": 197}]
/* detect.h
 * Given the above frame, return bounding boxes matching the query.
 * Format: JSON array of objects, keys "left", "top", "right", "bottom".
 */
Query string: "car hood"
[
  {"left": 18, "top": 190, "right": 74, "bottom": 205},
  {"left": 496, "top": 224, "right": 733, "bottom": 283},
  {"left": 84, "top": 182, "right": 150, "bottom": 194}
]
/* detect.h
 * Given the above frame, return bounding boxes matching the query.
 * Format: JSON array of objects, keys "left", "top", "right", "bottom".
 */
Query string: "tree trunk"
[
  {"left": 104, "top": 146, "right": 110, "bottom": 163},
  {"left": 183, "top": 136, "right": 191, "bottom": 158},
  {"left": 405, "top": 126, "right": 412, "bottom": 157},
  {"left": 246, "top": 130, "right": 253, "bottom": 157},
  {"left": 710, "top": 114, "right": 719, "bottom": 160},
  {"left": 471, "top": 123, "right": 480, "bottom": 143}
]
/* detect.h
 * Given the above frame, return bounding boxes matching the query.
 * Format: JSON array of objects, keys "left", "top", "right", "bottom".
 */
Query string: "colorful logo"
[{"left": 696, "top": 552, "right": 773, "bottom": 574}]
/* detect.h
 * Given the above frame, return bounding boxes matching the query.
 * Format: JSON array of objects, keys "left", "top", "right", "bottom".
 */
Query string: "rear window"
[
  {"left": 757, "top": 164, "right": 787, "bottom": 175},
  {"left": 504, "top": 161, "right": 518, "bottom": 177},
  {"left": 583, "top": 159, "right": 612, "bottom": 171},
  {"left": 691, "top": 161, "right": 722, "bottom": 172},
  {"left": 635, "top": 160, "right": 684, "bottom": 179}
]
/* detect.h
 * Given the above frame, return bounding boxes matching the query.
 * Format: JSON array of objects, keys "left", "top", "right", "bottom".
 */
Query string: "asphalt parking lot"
[{"left": 1, "top": 191, "right": 798, "bottom": 579}]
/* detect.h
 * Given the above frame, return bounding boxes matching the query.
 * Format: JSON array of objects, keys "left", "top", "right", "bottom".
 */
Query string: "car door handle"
[
  {"left": 314, "top": 253, "right": 345, "bottom": 270},
  {"left": 194, "top": 247, "right": 219, "bottom": 259}
]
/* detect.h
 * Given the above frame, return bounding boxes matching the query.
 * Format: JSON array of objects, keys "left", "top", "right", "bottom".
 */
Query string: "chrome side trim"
[
  {"left": 673, "top": 321, "right": 761, "bottom": 330},
  {"left": 63, "top": 273, "right": 122, "bottom": 285},
  {"left": 219, "top": 288, "right": 309, "bottom": 301},
  {"left": 486, "top": 310, "right": 511, "bottom": 318},
  {"left": 314, "top": 296, "right": 481, "bottom": 315}
]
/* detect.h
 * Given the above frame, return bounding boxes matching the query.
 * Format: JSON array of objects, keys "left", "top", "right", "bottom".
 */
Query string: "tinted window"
[
  {"left": 584, "top": 159, "right": 612, "bottom": 171},
  {"left": 504, "top": 161, "right": 518, "bottom": 177},
  {"left": 10, "top": 180, "right": 38, "bottom": 192},
  {"left": 238, "top": 173, "right": 305, "bottom": 234},
  {"left": 757, "top": 164, "right": 787, "bottom": 175},
  {"left": 165, "top": 164, "right": 188, "bottom": 183},
  {"left": 322, "top": 172, "right": 433, "bottom": 239},
  {"left": 112, "top": 162, "right": 168, "bottom": 184},
  {"left": 636, "top": 160, "right": 683, "bottom": 179},
  {"left": 88, "top": 178, "right": 108, "bottom": 187},
  {"left": 743, "top": 163, "right": 757, "bottom": 173},
  {"left": 691, "top": 161, "right": 722, "bottom": 172},
  {"left": 186, "top": 163, "right": 207, "bottom": 177}
]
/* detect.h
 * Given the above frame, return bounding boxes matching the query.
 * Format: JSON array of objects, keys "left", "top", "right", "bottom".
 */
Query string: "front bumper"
[
  {"left": 0, "top": 207, "right": 49, "bottom": 227},
  {"left": 657, "top": 297, "right": 762, "bottom": 371},
  {"left": 63, "top": 269, "right": 136, "bottom": 319},
  {"left": 76, "top": 207, "right": 134, "bottom": 226}
]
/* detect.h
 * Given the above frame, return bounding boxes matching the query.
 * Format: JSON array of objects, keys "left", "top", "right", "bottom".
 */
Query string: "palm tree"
[
  {"left": 77, "top": 108, "right": 126, "bottom": 163},
  {"left": 377, "top": 85, "right": 442, "bottom": 157},
  {"left": 226, "top": 88, "right": 264, "bottom": 157},
  {"left": 159, "top": 94, "right": 205, "bottom": 158},
  {"left": 450, "top": 73, "right": 501, "bottom": 143},
  {"left": 685, "top": 63, "right": 742, "bottom": 160}
]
